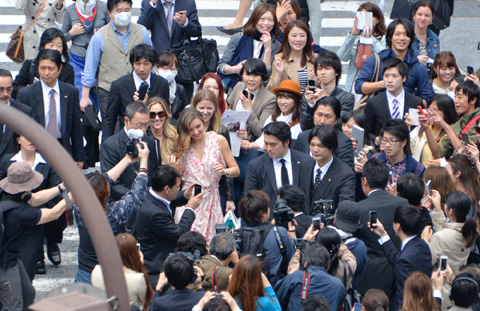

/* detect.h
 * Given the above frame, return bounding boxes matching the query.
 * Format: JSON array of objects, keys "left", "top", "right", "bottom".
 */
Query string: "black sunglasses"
[
  {"left": 149, "top": 111, "right": 166, "bottom": 119},
  {"left": 475, "top": 126, "right": 480, "bottom": 135}
]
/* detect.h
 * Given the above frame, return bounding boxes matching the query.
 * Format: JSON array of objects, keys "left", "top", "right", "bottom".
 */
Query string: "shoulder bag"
[
  {"left": 171, "top": 35, "right": 220, "bottom": 84},
  {"left": 354, "top": 53, "right": 380, "bottom": 111},
  {"left": 6, "top": 0, "right": 48, "bottom": 63}
]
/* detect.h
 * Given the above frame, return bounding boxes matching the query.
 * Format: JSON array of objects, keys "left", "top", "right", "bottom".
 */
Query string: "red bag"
[{"left": 354, "top": 36, "right": 373, "bottom": 69}]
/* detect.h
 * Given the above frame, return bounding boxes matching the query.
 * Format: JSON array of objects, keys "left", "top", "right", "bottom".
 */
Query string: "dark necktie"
[
  {"left": 280, "top": 159, "right": 289, "bottom": 186},
  {"left": 163, "top": 0, "right": 174, "bottom": 37},
  {"left": 48, "top": 89, "right": 58, "bottom": 138},
  {"left": 314, "top": 168, "right": 322, "bottom": 190},
  {"left": 392, "top": 98, "right": 400, "bottom": 119}
]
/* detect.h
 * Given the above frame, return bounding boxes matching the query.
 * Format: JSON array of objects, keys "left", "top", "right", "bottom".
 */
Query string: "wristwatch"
[{"left": 225, "top": 168, "right": 231, "bottom": 176}]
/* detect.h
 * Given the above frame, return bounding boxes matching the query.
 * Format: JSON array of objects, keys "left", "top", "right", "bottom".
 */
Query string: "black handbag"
[{"left": 171, "top": 36, "right": 219, "bottom": 84}]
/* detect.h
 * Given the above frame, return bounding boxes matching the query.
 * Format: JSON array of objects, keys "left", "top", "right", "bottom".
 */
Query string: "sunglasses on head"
[{"left": 149, "top": 111, "right": 166, "bottom": 119}]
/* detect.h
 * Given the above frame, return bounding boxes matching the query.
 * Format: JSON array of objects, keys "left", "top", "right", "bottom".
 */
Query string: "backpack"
[
  {"left": 0, "top": 200, "right": 23, "bottom": 267},
  {"left": 237, "top": 224, "right": 287, "bottom": 279}
]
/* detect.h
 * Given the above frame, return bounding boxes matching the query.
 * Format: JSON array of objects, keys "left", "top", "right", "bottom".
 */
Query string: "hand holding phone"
[
  {"left": 467, "top": 66, "right": 474, "bottom": 75},
  {"left": 440, "top": 255, "right": 448, "bottom": 273},
  {"left": 308, "top": 79, "right": 316, "bottom": 91},
  {"left": 426, "top": 180, "right": 432, "bottom": 196},
  {"left": 369, "top": 211, "right": 377, "bottom": 228},
  {"left": 312, "top": 216, "right": 322, "bottom": 231},
  {"left": 138, "top": 82, "right": 149, "bottom": 101},
  {"left": 417, "top": 105, "right": 426, "bottom": 117},
  {"left": 194, "top": 185, "right": 202, "bottom": 196},
  {"left": 461, "top": 132, "right": 469, "bottom": 145}
]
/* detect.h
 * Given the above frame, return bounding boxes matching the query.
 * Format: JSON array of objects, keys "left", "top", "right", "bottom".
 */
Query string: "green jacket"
[{"left": 440, "top": 107, "right": 480, "bottom": 158}]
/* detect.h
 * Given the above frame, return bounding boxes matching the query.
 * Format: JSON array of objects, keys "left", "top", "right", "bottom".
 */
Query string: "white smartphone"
[
  {"left": 440, "top": 255, "right": 448, "bottom": 273},
  {"left": 356, "top": 11, "right": 373, "bottom": 30}
]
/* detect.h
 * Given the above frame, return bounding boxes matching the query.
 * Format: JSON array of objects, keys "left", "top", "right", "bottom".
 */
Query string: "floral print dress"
[{"left": 175, "top": 131, "right": 225, "bottom": 242}]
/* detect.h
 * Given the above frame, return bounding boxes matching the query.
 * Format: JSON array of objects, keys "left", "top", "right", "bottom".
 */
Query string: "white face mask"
[
  {"left": 448, "top": 91, "right": 455, "bottom": 100},
  {"left": 157, "top": 69, "right": 178, "bottom": 83},
  {"left": 114, "top": 11, "right": 131, "bottom": 27},
  {"left": 76, "top": 0, "right": 96, "bottom": 15}
]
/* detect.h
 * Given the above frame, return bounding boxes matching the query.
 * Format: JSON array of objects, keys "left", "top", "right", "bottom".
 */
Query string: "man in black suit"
[
  {"left": 371, "top": 205, "right": 432, "bottom": 310},
  {"left": 298, "top": 124, "right": 355, "bottom": 214},
  {"left": 244, "top": 122, "right": 310, "bottom": 210},
  {"left": 137, "top": 0, "right": 202, "bottom": 100},
  {"left": 278, "top": 185, "right": 311, "bottom": 238},
  {"left": 135, "top": 165, "right": 203, "bottom": 287},
  {"left": 364, "top": 57, "right": 424, "bottom": 137},
  {"left": 355, "top": 159, "right": 409, "bottom": 304},
  {"left": 152, "top": 254, "right": 205, "bottom": 310},
  {"left": 0, "top": 69, "right": 33, "bottom": 160},
  {"left": 17, "top": 49, "right": 85, "bottom": 168},
  {"left": 102, "top": 44, "right": 170, "bottom": 142},
  {"left": 100, "top": 101, "right": 159, "bottom": 201},
  {"left": 293, "top": 97, "right": 354, "bottom": 169}
]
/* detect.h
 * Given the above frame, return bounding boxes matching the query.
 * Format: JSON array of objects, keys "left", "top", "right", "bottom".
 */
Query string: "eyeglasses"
[
  {"left": 475, "top": 126, "right": 480, "bottom": 135},
  {"left": 0, "top": 87, "right": 13, "bottom": 93},
  {"left": 149, "top": 111, "right": 166, "bottom": 119},
  {"left": 380, "top": 138, "right": 402, "bottom": 145}
]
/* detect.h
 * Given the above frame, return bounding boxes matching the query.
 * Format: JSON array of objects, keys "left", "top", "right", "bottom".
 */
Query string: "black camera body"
[
  {"left": 312, "top": 199, "right": 335, "bottom": 226},
  {"left": 273, "top": 199, "right": 295, "bottom": 228},
  {"left": 215, "top": 224, "right": 243, "bottom": 251},
  {"left": 126, "top": 138, "right": 141, "bottom": 156}
]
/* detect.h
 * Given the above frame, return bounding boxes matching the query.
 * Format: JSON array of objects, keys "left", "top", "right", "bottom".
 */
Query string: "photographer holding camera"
[
  {"left": 237, "top": 190, "right": 294, "bottom": 285},
  {"left": 277, "top": 185, "right": 311, "bottom": 238},
  {"left": 101, "top": 101, "right": 160, "bottom": 200},
  {"left": 275, "top": 244, "right": 346, "bottom": 311},
  {"left": 197, "top": 232, "right": 239, "bottom": 292},
  {"left": 152, "top": 254, "right": 205, "bottom": 311}
]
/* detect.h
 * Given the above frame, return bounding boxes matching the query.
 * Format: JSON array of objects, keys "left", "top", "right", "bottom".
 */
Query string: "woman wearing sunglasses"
[{"left": 146, "top": 97, "right": 178, "bottom": 164}]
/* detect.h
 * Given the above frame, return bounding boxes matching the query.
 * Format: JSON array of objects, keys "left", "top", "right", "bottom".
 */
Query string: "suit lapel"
[
  {"left": 35, "top": 83, "right": 46, "bottom": 127},
  {"left": 156, "top": 2, "right": 172, "bottom": 42},
  {"left": 264, "top": 156, "right": 277, "bottom": 193},
  {"left": 0, "top": 127, "right": 12, "bottom": 156},
  {"left": 313, "top": 158, "right": 337, "bottom": 199},
  {"left": 59, "top": 83, "right": 67, "bottom": 136},
  {"left": 381, "top": 92, "right": 391, "bottom": 120},
  {"left": 252, "top": 87, "right": 267, "bottom": 116},
  {"left": 291, "top": 152, "right": 302, "bottom": 186},
  {"left": 127, "top": 73, "right": 137, "bottom": 95}
]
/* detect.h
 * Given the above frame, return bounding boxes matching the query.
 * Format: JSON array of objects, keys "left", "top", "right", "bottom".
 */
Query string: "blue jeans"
[{"left": 74, "top": 269, "right": 92, "bottom": 284}]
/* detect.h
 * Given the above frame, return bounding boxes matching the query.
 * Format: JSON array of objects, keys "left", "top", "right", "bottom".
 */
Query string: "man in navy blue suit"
[
  {"left": 371, "top": 205, "right": 432, "bottom": 310},
  {"left": 138, "top": 0, "right": 202, "bottom": 100}
]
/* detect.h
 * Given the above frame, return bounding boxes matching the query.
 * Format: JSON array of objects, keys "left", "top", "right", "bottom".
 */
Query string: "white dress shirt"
[
  {"left": 41, "top": 79, "right": 61, "bottom": 138},
  {"left": 386, "top": 88, "right": 406, "bottom": 119},
  {"left": 132, "top": 71, "right": 151, "bottom": 91},
  {"left": 149, "top": 188, "right": 172, "bottom": 214},
  {"left": 253, "top": 40, "right": 263, "bottom": 59},
  {"left": 272, "top": 149, "right": 293, "bottom": 189},
  {"left": 312, "top": 156, "right": 333, "bottom": 184},
  {"left": 11, "top": 151, "right": 46, "bottom": 170}
]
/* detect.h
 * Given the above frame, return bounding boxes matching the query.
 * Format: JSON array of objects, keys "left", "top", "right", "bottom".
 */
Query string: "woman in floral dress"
[{"left": 172, "top": 108, "right": 239, "bottom": 242}]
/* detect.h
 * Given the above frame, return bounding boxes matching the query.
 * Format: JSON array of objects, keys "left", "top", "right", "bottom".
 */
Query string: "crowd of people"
[{"left": 2, "top": 0, "right": 480, "bottom": 310}]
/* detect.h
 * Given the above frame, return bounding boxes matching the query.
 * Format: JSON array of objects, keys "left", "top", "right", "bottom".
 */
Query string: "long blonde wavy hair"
[
  {"left": 147, "top": 97, "right": 178, "bottom": 163},
  {"left": 173, "top": 108, "right": 205, "bottom": 158},
  {"left": 190, "top": 89, "right": 222, "bottom": 133}
]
